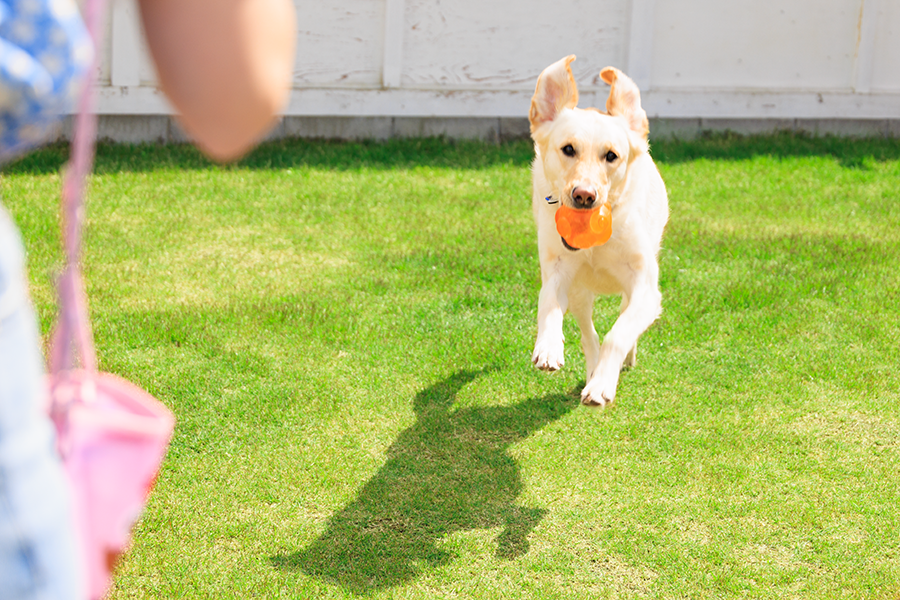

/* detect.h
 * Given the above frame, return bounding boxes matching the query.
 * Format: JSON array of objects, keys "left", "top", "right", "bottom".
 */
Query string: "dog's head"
[{"left": 529, "top": 55, "right": 649, "bottom": 211}]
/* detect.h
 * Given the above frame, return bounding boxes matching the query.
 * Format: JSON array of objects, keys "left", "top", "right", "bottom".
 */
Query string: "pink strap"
[{"left": 49, "top": 0, "right": 106, "bottom": 375}]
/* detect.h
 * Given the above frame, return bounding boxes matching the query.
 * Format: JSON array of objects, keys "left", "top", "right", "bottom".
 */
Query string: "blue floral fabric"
[{"left": 0, "top": 0, "right": 92, "bottom": 163}]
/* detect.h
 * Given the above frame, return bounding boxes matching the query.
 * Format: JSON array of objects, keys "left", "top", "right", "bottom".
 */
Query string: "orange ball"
[{"left": 554, "top": 203, "right": 612, "bottom": 249}]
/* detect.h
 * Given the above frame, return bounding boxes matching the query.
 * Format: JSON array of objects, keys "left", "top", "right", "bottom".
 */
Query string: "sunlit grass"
[{"left": 3, "top": 132, "right": 898, "bottom": 599}]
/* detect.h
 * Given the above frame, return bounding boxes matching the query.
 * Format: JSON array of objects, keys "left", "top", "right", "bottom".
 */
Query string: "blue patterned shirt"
[{"left": 0, "top": 0, "right": 92, "bottom": 163}]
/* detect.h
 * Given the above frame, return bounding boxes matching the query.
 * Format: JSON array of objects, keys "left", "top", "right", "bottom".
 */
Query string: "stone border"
[{"left": 56, "top": 116, "right": 900, "bottom": 145}]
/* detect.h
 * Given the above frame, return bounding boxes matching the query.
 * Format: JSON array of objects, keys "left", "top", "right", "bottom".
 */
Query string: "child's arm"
[{"left": 138, "top": 0, "right": 297, "bottom": 162}]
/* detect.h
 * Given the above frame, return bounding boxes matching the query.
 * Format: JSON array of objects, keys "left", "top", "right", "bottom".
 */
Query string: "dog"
[{"left": 528, "top": 55, "right": 669, "bottom": 406}]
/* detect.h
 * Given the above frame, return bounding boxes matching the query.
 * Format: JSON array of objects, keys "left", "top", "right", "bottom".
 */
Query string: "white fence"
[{"left": 95, "top": 0, "right": 900, "bottom": 140}]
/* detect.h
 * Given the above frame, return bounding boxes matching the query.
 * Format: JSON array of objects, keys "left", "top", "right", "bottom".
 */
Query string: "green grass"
[{"left": 3, "top": 132, "right": 899, "bottom": 599}]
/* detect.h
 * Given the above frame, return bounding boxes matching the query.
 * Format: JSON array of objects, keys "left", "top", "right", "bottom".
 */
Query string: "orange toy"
[{"left": 554, "top": 203, "right": 612, "bottom": 249}]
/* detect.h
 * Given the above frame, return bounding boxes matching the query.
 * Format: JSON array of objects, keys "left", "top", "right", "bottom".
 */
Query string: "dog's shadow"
[{"left": 271, "top": 369, "right": 576, "bottom": 593}]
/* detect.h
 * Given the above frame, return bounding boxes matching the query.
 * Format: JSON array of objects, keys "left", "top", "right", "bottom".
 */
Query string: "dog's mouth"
[{"left": 560, "top": 236, "right": 580, "bottom": 252}]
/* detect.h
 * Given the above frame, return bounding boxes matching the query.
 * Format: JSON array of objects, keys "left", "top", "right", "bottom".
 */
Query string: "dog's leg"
[
  {"left": 620, "top": 294, "right": 638, "bottom": 368},
  {"left": 581, "top": 257, "right": 661, "bottom": 406},
  {"left": 624, "top": 341, "right": 638, "bottom": 369},
  {"left": 568, "top": 287, "right": 600, "bottom": 381},
  {"left": 532, "top": 269, "right": 571, "bottom": 372}
]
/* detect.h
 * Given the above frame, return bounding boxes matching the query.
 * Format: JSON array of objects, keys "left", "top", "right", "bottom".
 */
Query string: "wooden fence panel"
[{"left": 94, "top": 0, "right": 900, "bottom": 122}]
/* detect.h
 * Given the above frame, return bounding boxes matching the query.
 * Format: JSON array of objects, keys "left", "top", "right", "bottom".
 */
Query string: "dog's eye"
[
  {"left": 561, "top": 144, "right": 576, "bottom": 157},
  {"left": 605, "top": 150, "right": 618, "bottom": 163}
]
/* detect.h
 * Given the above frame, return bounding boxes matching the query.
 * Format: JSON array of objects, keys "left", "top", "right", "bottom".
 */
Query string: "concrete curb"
[{"left": 56, "top": 115, "right": 900, "bottom": 145}]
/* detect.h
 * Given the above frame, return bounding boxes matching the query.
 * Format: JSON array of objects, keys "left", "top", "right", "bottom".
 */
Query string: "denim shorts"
[{"left": 0, "top": 207, "right": 82, "bottom": 599}]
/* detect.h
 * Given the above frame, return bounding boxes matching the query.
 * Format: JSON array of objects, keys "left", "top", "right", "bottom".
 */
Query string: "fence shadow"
[
  {"left": 271, "top": 369, "right": 577, "bottom": 594},
  {"left": 6, "top": 132, "right": 900, "bottom": 176}
]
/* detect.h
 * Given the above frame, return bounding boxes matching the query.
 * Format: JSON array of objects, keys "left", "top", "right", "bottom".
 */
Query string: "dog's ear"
[
  {"left": 600, "top": 67, "right": 649, "bottom": 139},
  {"left": 529, "top": 55, "right": 579, "bottom": 132}
]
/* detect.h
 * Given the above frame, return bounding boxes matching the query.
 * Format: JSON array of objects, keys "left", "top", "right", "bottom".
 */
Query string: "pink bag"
[
  {"left": 47, "top": 369, "right": 175, "bottom": 600},
  {"left": 45, "top": 0, "right": 175, "bottom": 597}
]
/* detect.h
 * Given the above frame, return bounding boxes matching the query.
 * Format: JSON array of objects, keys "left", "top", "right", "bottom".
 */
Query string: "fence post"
[
  {"left": 853, "top": 0, "right": 879, "bottom": 94},
  {"left": 382, "top": 0, "right": 405, "bottom": 88},
  {"left": 110, "top": 0, "right": 142, "bottom": 88},
  {"left": 626, "top": 0, "right": 656, "bottom": 91}
]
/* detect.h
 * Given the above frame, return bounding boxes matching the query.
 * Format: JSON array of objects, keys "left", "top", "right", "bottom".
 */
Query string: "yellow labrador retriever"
[{"left": 529, "top": 55, "right": 669, "bottom": 406}]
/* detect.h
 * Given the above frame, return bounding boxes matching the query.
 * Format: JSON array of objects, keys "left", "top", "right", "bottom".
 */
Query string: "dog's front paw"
[
  {"left": 580, "top": 370, "right": 618, "bottom": 407},
  {"left": 532, "top": 338, "right": 564, "bottom": 372}
]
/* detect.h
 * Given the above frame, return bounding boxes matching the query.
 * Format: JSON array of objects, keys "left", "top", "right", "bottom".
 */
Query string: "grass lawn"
[{"left": 3, "top": 133, "right": 899, "bottom": 599}]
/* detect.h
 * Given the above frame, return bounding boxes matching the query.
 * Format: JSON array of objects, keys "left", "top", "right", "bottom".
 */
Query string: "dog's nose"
[{"left": 571, "top": 186, "right": 596, "bottom": 208}]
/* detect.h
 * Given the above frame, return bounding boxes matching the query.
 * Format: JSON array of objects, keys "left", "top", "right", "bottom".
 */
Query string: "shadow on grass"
[
  {"left": 271, "top": 368, "right": 577, "bottom": 594},
  {"left": 649, "top": 130, "right": 900, "bottom": 168},
  {"left": 0, "top": 137, "right": 536, "bottom": 175},
  {"left": 5, "top": 132, "right": 900, "bottom": 176}
]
